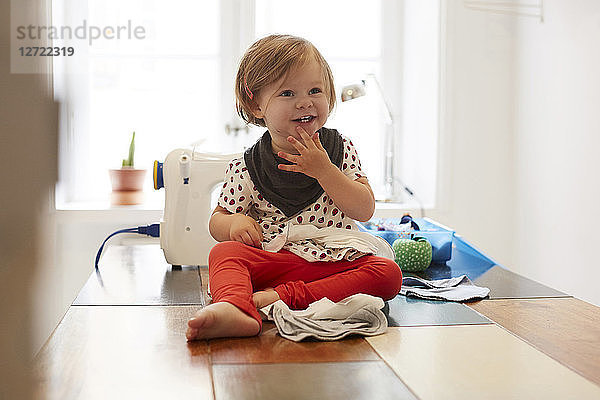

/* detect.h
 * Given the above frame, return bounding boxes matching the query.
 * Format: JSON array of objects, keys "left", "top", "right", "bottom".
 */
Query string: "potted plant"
[{"left": 109, "top": 131, "right": 147, "bottom": 205}]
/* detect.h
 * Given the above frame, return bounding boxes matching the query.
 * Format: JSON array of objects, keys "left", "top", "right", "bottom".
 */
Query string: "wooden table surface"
[
  {"left": 468, "top": 297, "right": 600, "bottom": 386},
  {"left": 33, "top": 245, "right": 600, "bottom": 399}
]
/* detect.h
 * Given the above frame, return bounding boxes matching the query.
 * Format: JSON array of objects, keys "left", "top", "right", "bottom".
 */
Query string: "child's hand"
[
  {"left": 277, "top": 126, "right": 336, "bottom": 180},
  {"left": 229, "top": 214, "right": 264, "bottom": 248}
]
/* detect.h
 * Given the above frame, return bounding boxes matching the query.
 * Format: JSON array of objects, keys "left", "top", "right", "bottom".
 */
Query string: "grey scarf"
[{"left": 244, "top": 127, "right": 344, "bottom": 217}]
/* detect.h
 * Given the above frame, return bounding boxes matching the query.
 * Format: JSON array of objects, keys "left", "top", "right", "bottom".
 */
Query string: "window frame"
[{"left": 54, "top": 0, "right": 440, "bottom": 209}]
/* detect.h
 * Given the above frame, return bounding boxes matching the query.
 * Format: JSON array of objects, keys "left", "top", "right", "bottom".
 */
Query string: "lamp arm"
[{"left": 368, "top": 73, "right": 395, "bottom": 125}]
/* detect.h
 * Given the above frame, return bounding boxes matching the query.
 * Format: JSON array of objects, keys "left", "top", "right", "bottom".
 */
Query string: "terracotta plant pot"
[{"left": 109, "top": 168, "right": 147, "bottom": 205}]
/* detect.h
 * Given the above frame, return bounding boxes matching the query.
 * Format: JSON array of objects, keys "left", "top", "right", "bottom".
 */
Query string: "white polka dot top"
[{"left": 217, "top": 135, "right": 370, "bottom": 262}]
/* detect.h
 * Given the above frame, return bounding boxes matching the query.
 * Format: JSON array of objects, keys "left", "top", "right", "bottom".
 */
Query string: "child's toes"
[
  {"left": 186, "top": 327, "right": 199, "bottom": 341},
  {"left": 188, "top": 314, "right": 205, "bottom": 329}
]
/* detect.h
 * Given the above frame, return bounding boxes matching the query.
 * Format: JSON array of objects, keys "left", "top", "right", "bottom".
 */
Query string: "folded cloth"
[
  {"left": 259, "top": 293, "right": 388, "bottom": 342},
  {"left": 400, "top": 275, "right": 490, "bottom": 302},
  {"left": 263, "top": 223, "right": 395, "bottom": 260}
]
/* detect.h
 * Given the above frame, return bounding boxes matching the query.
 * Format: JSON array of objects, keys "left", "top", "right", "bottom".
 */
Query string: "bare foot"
[
  {"left": 186, "top": 302, "right": 260, "bottom": 341},
  {"left": 252, "top": 288, "right": 280, "bottom": 309}
]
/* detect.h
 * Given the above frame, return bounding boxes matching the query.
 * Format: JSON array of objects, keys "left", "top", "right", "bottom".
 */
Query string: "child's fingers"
[
  {"left": 312, "top": 131, "right": 325, "bottom": 150},
  {"left": 240, "top": 231, "right": 255, "bottom": 246},
  {"left": 248, "top": 226, "right": 263, "bottom": 247},
  {"left": 252, "top": 220, "right": 264, "bottom": 242},
  {"left": 277, "top": 151, "right": 300, "bottom": 164},
  {"left": 186, "top": 327, "right": 198, "bottom": 341},
  {"left": 287, "top": 135, "right": 307, "bottom": 153},
  {"left": 231, "top": 231, "right": 250, "bottom": 246},
  {"left": 235, "top": 226, "right": 261, "bottom": 248},
  {"left": 296, "top": 126, "right": 317, "bottom": 149},
  {"left": 277, "top": 163, "right": 302, "bottom": 173}
]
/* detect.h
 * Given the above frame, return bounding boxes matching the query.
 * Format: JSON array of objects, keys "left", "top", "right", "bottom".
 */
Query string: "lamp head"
[{"left": 340, "top": 80, "right": 366, "bottom": 102}]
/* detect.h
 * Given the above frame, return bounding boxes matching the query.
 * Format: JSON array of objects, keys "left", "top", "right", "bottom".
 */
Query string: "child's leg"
[
  {"left": 187, "top": 242, "right": 403, "bottom": 340},
  {"left": 250, "top": 251, "right": 403, "bottom": 310},
  {"left": 187, "top": 241, "right": 298, "bottom": 340},
  {"left": 187, "top": 241, "right": 266, "bottom": 341}
]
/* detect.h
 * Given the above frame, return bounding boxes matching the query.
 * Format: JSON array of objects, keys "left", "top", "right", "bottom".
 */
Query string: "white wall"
[
  {"left": 430, "top": 0, "right": 516, "bottom": 269},
  {"left": 513, "top": 0, "right": 600, "bottom": 306},
  {"left": 433, "top": 0, "right": 600, "bottom": 306}
]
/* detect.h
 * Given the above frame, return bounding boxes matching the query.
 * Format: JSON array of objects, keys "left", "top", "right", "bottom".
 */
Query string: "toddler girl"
[{"left": 186, "top": 34, "right": 402, "bottom": 341}]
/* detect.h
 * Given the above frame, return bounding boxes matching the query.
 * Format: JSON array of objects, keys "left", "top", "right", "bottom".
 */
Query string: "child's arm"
[
  {"left": 209, "top": 205, "right": 264, "bottom": 247},
  {"left": 277, "top": 127, "right": 375, "bottom": 222},
  {"left": 317, "top": 169, "right": 375, "bottom": 222}
]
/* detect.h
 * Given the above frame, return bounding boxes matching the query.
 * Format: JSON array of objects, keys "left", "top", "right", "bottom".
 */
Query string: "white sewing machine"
[{"left": 153, "top": 149, "right": 241, "bottom": 267}]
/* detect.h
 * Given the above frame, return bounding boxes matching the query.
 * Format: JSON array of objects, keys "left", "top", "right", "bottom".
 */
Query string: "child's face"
[{"left": 252, "top": 59, "right": 330, "bottom": 154}]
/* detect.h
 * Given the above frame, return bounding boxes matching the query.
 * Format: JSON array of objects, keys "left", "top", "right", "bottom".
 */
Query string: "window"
[
  {"left": 54, "top": 0, "right": 440, "bottom": 209},
  {"left": 87, "top": 0, "right": 221, "bottom": 200}
]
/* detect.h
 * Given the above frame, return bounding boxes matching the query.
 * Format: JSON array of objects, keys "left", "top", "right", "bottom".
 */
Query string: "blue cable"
[{"left": 94, "top": 224, "right": 160, "bottom": 270}]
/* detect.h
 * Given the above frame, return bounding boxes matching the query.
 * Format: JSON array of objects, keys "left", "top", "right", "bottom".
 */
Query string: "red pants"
[{"left": 208, "top": 241, "right": 403, "bottom": 327}]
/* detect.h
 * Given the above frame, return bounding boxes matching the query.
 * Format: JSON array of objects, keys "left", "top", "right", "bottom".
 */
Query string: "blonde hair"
[{"left": 235, "top": 34, "right": 336, "bottom": 127}]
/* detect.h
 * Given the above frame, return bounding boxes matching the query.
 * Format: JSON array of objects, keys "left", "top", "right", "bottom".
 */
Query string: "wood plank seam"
[
  {"left": 484, "top": 296, "right": 575, "bottom": 300},
  {"left": 363, "top": 336, "right": 423, "bottom": 399},
  {"left": 207, "top": 340, "right": 217, "bottom": 400}
]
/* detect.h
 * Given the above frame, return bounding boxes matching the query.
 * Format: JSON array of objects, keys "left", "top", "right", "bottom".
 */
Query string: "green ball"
[{"left": 392, "top": 236, "right": 433, "bottom": 272}]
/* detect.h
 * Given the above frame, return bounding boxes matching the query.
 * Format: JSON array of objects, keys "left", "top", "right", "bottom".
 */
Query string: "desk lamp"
[{"left": 340, "top": 74, "right": 424, "bottom": 215}]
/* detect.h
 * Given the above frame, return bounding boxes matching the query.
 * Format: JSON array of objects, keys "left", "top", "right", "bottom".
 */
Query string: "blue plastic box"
[{"left": 356, "top": 218, "right": 454, "bottom": 263}]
